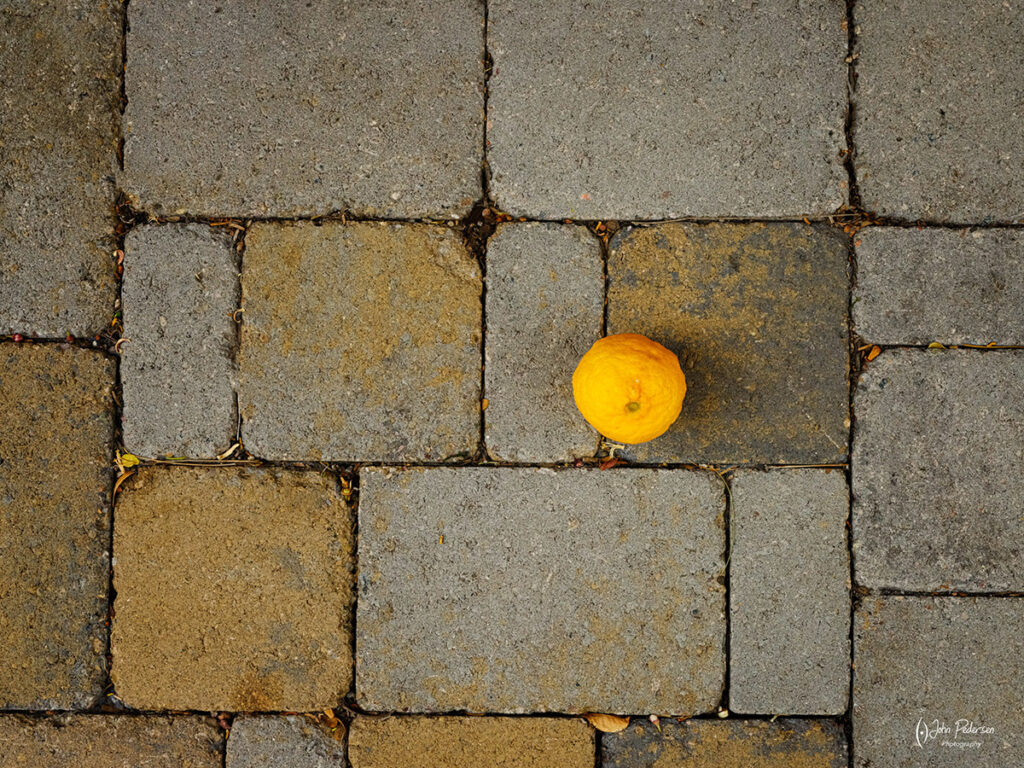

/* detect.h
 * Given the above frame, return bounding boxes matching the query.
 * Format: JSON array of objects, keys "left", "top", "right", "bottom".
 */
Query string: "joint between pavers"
[
  {"left": 459, "top": 200, "right": 496, "bottom": 464},
  {"left": 330, "top": 465, "right": 360, "bottom": 711},
  {"left": 0, "top": 337, "right": 121, "bottom": 354},
  {"left": 721, "top": 470, "right": 733, "bottom": 716},
  {"left": 481, "top": 0, "right": 493, "bottom": 200},
  {"left": 845, "top": 226, "right": 858, "bottom": 768},
  {"left": 5, "top": 705, "right": 862, "bottom": 722},
  {"left": 230, "top": 224, "right": 247, "bottom": 455},
  {"left": 99, "top": 204, "right": 1024, "bottom": 237},
  {"left": 843, "top": 106, "right": 862, "bottom": 755},
  {"left": 842, "top": 0, "right": 861, "bottom": 214},
  {"left": 854, "top": 587, "right": 1024, "bottom": 599},
  {"left": 218, "top": 714, "right": 232, "bottom": 768},
  {"left": 855, "top": 342, "right": 1024, "bottom": 353},
  {"left": 116, "top": 0, "right": 130, "bottom": 175},
  {"left": 100, "top": 458, "right": 852, "bottom": 474}
]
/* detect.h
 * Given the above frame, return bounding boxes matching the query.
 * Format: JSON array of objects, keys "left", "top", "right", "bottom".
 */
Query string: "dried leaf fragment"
[
  {"left": 113, "top": 469, "right": 136, "bottom": 497},
  {"left": 585, "top": 713, "right": 630, "bottom": 733},
  {"left": 928, "top": 341, "right": 946, "bottom": 349},
  {"left": 317, "top": 708, "right": 346, "bottom": 741},
  {"left": 866, "top": 345, "right": 881, "bottom": 361},
  {"left": 217, "top": 443, "right": 240, "bottom": 460}
]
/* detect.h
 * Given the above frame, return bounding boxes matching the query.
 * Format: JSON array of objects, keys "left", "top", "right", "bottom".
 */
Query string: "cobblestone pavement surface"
[{"left": 1, "top": 1, "right": 1021, "bottom": 766}]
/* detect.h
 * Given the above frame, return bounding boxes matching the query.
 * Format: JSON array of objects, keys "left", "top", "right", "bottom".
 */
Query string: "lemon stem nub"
[{"left": 626, "top": 401, "right": 641, "bottom": 413}]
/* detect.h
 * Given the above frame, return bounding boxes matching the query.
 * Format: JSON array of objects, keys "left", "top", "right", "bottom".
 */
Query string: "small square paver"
[
  {"left": 854, "top": 227, "right": 1024, "bottom": 345},
  {"left": 852, "top": 349, "right": 1024, "bottom": 591},
  {"left": 0, "top": 345, "right": 115, "bottom": 709},
  {"left": 488, "top": 1, "right": 847, "bottom": 219},
  {"left": 0, "top": 1, "right": 119, "bottom": 336},
  {"left": 607, "top": 223, "right": 850, "bottom": 464},
  {"left": 854, "top": 1, "right": 1024, "bottom": 222},
  {"left": 122, "top": 224, "right": 239, "bottom": 458},
  {"left": 602, "top": 718, "right": 848, "bottom": 768},
  {"left": 357, "top": 467, "right": 726, "bottom": 715},
  {"left": 485, "top": 223, "right": 603, "bottom": 462},
  {"left": 853, "top": 597, "right": 1024, "bottom": 766},
  {"left": 111, "top": 467, "right": 354, "bottom": 711},
  {"left": 0, "top": 715, "right": 222, "bottom": 768},
  {"left": 227, "top": 716, "right": 346, "bottom": 768},
  {"left": 123, "top": 1, "right": 483, "bottom": 218},
  {"left": 240, "top": 222, "right": 481, "bottom": 462},
  {"left": 348, "top": 716, "right": 594, "bottom": 768},
  {"left": 729, "top": 470, "right": 850, "bottom": 715}
]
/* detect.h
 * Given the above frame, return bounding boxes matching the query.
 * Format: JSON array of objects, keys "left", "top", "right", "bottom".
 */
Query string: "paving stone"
[
  {"left": 0, "top": 1, "right": 120, "bottom": 336},
  {"left": 853, "top": 597, "right": 1024, "bottom": 767},
  {"left": 357, "top": 467, "right": 725, "bottom": 714},
  {"left": 484, "top": 223, "right": 602, "bottom": 462},
  {"left": 0, "top": 345, "right": 115, "bottom": 709},
  {"left": 0, "top": 714, "right": 222, "bottom": 767},
  {"left": 111, "top": 467, "right": 354, "bottom": 711},
  {"left": 240, "top": 222, "right": 481, "bottom": 462},
  {"left": 854, "top": 228, "right": 1024, "bottom": 345},
  {"left": 123, "top": 1, "right": 483, "bottom": 218},
  {"left": 349, "top": 716, "right": 594, "bottom": 768},
  {"left": 729, "top": 470, "right": 850, "bottom": 715},
  {"left": 852, "top": 350, "right": 1024, "bottom": 591},
  {"left": 122, "top": 224, "right": 239, "bottom": 458},
  {"left": 227, "top": 716, "right": 346, "bottom": 768},
  {"left": 853, "top": 1, "right": 1024, "bottom": 222},
  {"left": 488, "top": 1, "right": 847, "bottom": 220},
  {"left": 602, "top": 718, "right": 847, "bottom": 768},
  {"left": 607, "top": 223, "right": 849, "bottom": 464}
]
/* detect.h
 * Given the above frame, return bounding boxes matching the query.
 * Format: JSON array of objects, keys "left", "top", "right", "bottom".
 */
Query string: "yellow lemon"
[{"left": 572, "top": 333, "right": 686, "bottom": 444}]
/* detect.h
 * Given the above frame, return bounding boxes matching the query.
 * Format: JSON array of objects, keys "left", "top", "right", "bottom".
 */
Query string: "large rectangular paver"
[
  {"left": 485, "top": 223, "right": 602, "bottom": 462},
  {"left": 122, "top": 224, "right": 239, "bottom": 458},
  {"left": 488, "top": 1, "right": 847, "bottom": 219},
  {"left": 0, "top": 715, "right": 222, "bottom": 768},
  {"left": 729, "top": 470, "right": 850, "bottom": 715},
  {"left": 227, "top": 716, "right": 346, "bottom": 768},
  {"left": 0, "top": 345, "right": 115, "bottom": 709},
  {"left": 357, "top": 467, "right": 726, "bottom": 715},
  {"left": 124, "top": 1, "right": 483, "bottom": 218},
  {"left": 854, "top": 1, "right": 1024, "bottom": 222},
  {"left": 112, "top": 467, "right": 354, "bottom": 711},
  {"left": 0, "top": 1, "right": 119, "bottom": 336},
  {"left": 240, "top": 222, "right": 481, "bottom": 461},
  {"left": 602, "top": 719, "right": 847, "bottom": 768},
  {"left": 852, "top": 350, "right": 1024, "bottom": 591},
  {"left": 854, "top": 228, "right": 1024, "bottom": 345},
  {"left": 853, "top": 597, "right": 1024, "bottom": 767},
  {"left": 349, "top": 716, "right": 594, "bottom": 768},
  {"left": 608, "top": 223, "right": 850, "bottom": 464}
]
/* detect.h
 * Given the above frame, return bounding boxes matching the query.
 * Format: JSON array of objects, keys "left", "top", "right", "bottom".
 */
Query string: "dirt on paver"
[
  {"left": 0, "top": 1, "right": 120, "bottom": 337},
  {"left": 603, "top": 719, "right": 848, "bottom": 768},
  {"left": 348, "top": 716, "right": 594, "bottom": 768},
  {"left": 0, "top": 345, "right": 115, "bottom": 709},
  {"left": 111, "top": 467, "right": 354, "bottom": 711},
  {"left": 608, "top": 222, "right": 850, "bottom": 464},
  {"left": 0, "top": 715, "right": 222, "bottom": 768},
  {"left": 239, "top": 222, "right": 482, "bottom": 462}
]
